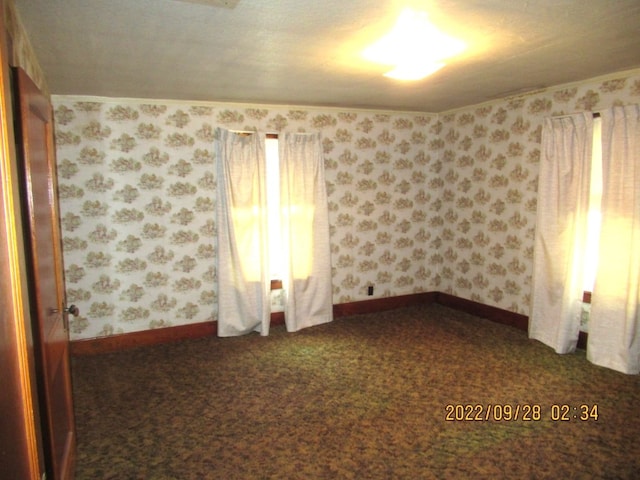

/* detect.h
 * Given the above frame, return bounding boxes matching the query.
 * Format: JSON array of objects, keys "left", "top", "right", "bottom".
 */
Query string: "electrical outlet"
[{"left": 367, "top": 285, "right": 374, "bottom": 296}]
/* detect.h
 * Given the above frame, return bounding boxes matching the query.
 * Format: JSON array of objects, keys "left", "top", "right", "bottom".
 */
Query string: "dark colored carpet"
[{"left": 71, "top": 304, "right": 640, "bottom": 479}]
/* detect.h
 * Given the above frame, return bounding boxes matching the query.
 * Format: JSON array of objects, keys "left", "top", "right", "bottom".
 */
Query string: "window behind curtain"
[
  {"left": 583, "top": 116, "right": 603, "bottom": 293},
  {"left": 266, "top": 136, "right": 284, "bottom": 282}
]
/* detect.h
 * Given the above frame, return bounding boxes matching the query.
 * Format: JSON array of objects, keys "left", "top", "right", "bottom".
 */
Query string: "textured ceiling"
[{"left": 14, "top": 0, "right": 640, "bottom": 112}]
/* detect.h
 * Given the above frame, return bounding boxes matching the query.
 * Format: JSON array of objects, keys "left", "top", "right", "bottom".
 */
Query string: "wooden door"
[
  {"left": 13, "top": 67, "right": 76, "bottom": 480},
  {"left": 0, "top": 12, "right": 45, "bottom": 476}
]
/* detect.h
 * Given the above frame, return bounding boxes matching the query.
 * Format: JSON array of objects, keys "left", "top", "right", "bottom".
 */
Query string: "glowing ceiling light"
[
  {"left": 362, "top": 8, "right": 466, "bottom": 81},
  {"left": 384, "top": 62, "right": 445, "bottom": 81}
]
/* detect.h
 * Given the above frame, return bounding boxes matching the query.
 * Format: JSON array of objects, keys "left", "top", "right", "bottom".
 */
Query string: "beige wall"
[
  {"left": 3, "top": 0, "right": 48, "bottom": 95},
  {"left": 52, "top": 100, "right": 438, "bottom": 339},
  {"left": 6, "top": 0, "right": 640, "bottom": 342},
  {"left": 52, "top": 68, "right": 640, "bottom": 340},
  {"left": 5, "top": 0, "right": 640, "bottom": 342},
  {"left": 437, "top": 71, "right": 640, "bottom": 312}
]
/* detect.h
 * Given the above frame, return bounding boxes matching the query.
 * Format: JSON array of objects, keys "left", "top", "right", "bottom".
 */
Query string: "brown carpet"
[{"left": 71, "top": 304, "right": 640, "bottom": 479}]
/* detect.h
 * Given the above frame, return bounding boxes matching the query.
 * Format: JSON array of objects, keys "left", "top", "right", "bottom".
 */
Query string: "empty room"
[{"left": 2, "top": 0, "right": 640, "bottom": 478}]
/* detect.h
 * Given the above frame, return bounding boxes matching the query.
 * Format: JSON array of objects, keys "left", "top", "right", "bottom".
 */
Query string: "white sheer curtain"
[
  {"left": 279, "top": 132, "right": 333, "bottom": 332},
  {"left": 529, "top": 113, "right": 593, "bottom": 353},
  {"left": 215, "top": 128, "right": 271, "bottom": 336},
  {"left": 587, "top": 105, "right": 640, "bottom": 374}
]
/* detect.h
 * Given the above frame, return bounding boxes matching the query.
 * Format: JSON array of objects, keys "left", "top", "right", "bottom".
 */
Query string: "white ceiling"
[{"left": 14, "top": 0, "right": 640, "bottom": 113}]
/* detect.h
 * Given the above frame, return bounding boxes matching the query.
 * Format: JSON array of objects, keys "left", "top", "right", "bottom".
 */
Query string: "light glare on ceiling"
[
  {"left": 363, "top": 8, "right": 466, "bottom": 81},
  {"left": 384, "top": 62, "right": 445, "bottom": 81}
]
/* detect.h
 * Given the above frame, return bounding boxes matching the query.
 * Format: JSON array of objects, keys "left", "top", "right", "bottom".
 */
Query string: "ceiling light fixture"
[{"left": 362, "top": 8, "right": 466, "bottom": 81}]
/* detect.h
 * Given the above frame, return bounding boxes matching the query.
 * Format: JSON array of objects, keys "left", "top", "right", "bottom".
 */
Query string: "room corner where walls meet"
[{"left": 52, "top": 69, "right": 640, "bottom": 341}]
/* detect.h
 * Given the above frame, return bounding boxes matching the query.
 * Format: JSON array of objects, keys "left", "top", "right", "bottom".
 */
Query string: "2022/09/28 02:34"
[{"left": 444, "top": 403, "right": 599, "bottom": 422}]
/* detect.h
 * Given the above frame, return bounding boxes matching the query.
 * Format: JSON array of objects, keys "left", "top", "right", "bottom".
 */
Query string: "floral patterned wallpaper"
[
  {"left": 53, "top": 100, "right": 438, "bottom": 339},
  {"left": 436, "top": 71, "right": 640, "bottom": 313},
  {"left": 53, "top": 68, "right": 640, "bottom": 341}
]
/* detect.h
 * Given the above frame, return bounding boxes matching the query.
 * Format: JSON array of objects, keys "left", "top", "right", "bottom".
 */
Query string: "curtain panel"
[
  {"left": 530, "top": 106, "right": 640, "bottom": 374},
  {"left": 215, "top": 129, "right": 271, "bottom": 336},
  {"left": 215, "top": 128, "right": 333, "bottom": 336},
  {"left": 587, "top": 105, "right": 640, "bottom": 374},
  {"left": 529, "top": 113, "right": 593, "bottom": 353},
  {"left": 279, "top": 132, "right": 333, "bottom": 332}
]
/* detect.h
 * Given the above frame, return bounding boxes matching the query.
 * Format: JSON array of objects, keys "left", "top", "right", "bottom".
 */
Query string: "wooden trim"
[
  {"left": 436, "top": 293, "right": 590, "bottom": 350},
  {"left": 71, "top": 292, "right": 438, "bottom": 356},
  {"left": 71, "top": 310, "right": 287, "bottom": 356},
  {"left": 73, "top": 278, "right": 289, "bottom": 355},
  {"left": 578, "top": 331, "right": 588, "bottom": 350},
  {"left": 71, "top": 291, "right": 542, "bottom": 356},
  {"left": 70, "top": 321, "right": 217, "bottom": 356},
  {"left": 333, "top": 292, "right": 438, "bottom": 317},
  {"left": 436, "top": 292, "right": 529, "bottom": 331},
  {"left": 271, "top": 311, "right": 285, "bottom": 326}
]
